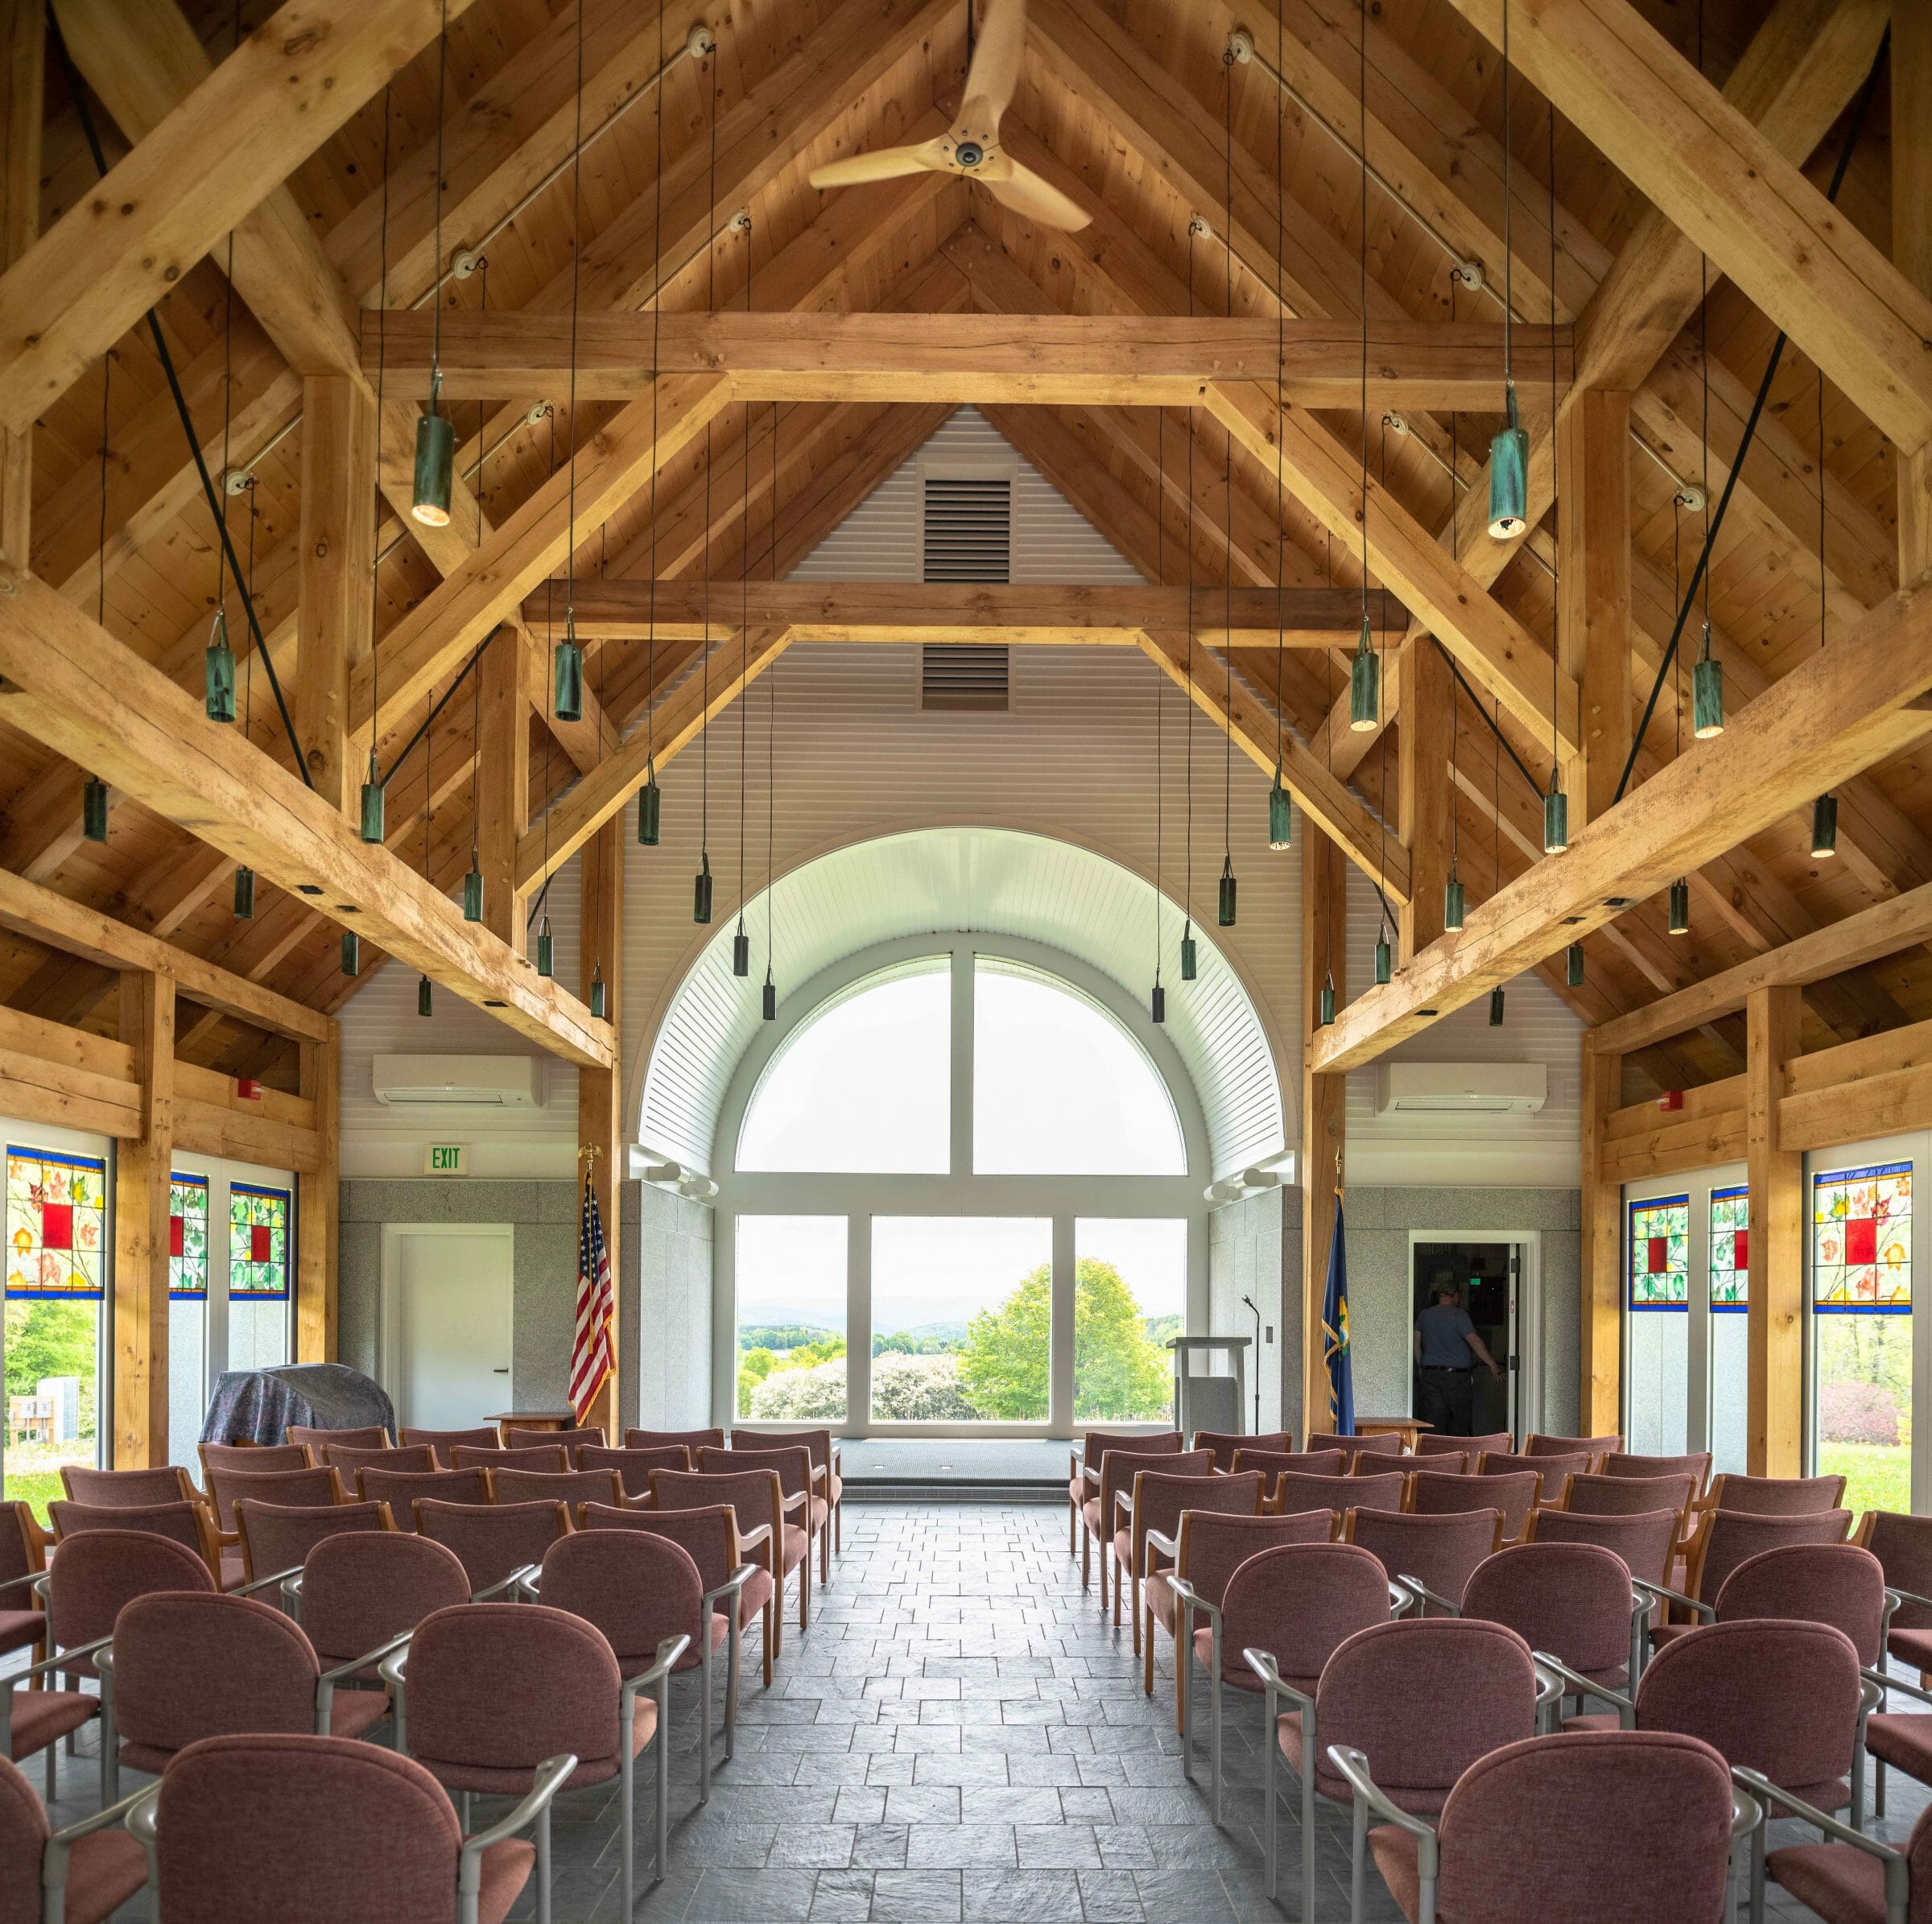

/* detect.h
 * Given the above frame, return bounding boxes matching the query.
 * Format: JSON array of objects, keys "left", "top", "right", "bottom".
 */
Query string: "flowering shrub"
[
  {"left": 1819, "top": 1378, "right": 1901, "bottom": 1447},
  {"left": 748, "top": 1352, "right": 979, "bottom": 1421}
]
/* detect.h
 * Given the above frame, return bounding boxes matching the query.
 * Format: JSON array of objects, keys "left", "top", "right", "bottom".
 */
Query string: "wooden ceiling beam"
[
  {"left": 0, "top": 561, "right": 612, "bottom": 1066},
  {"left": 1442, "top": 0, "right": 1931, "bottom": 448},
  {"left": 1310, "top": 577, "right": 1932, "bottom": 1074},
  {"left": 0, "top": 0, "right": 39, "bottom": 568},
  {"left": 0, "top": 0, "right": 474, "bottom": 433}
]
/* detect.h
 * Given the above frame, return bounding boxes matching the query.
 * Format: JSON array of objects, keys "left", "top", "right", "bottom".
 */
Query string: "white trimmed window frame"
[{"left": 710, "top": 934, "right": 1211, "bottom": 1439}]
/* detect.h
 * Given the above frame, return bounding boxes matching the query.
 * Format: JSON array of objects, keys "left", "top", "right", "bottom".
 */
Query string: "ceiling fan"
[{"left": 807, "top": 0, "right": 1091, "bottom": 230}]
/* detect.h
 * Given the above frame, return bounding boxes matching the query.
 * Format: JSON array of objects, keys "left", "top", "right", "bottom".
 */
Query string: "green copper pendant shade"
[
  {"left": 233, "top": 867, "right": 255, "bottom": 919},
  {"left": 1373, "top": 931, "right": 1392, "bottom": 985},
  {"left": 1444, "top": 871, "right": 1465, "bottom": 931},
  {"left": 1179, "top": 927, "right": 1197, "bottom": 982},
  {"left": 1543, "top": 789, "right": 1569, "bottom": 855},
  {"left": 733, "top": 927, "right": 751, "bottom": 977},
  {"left": 359, "top": 762, "right": 385, "bottom": 844},
  {"left": 1268, "top": 771, "right": 1293, "bottom": 850},
  {"left": 1217, "top": 858, "right": 1236, "bottom": 928},
  {"left": 417, "top": 973, "right": 433, "bottom": 1018},
  {"left": 81, "top": 775, "right": 109, "bottom": 844},
  {"left": 636, "top": 763, "right": 662, "bottom": 845},
  {"left": 1348, "top": 618, "right": 1379, "bottom": 732},
  {"left": 553, "top": 613, "right": 584, "bottom": 725},
  {"left": 1488, "top": 985, "right": 1505, "bottom": 1026},
  {"left": 1488, "top": 382, "right": 1528, "bottom": 539},
  {"left": 1319, "top": 973, "right": 1335, "bottom": 1026},
  {"left": 1151, "top": 982, "right": 1165, "bottom": 1025},
  {"left": 1811, "top": 794, "right": 1839, "bottom": 858},
  {"left": 204, "top": 610, "right": 236, "bottom": 724},
  {"left": 535, "top": 916, "right": 555, "bottom": 979},
  {"left": 411, "top": 374, "right": 455, "bottom": 528},
  {"left": 341, "top": 931, "right": 361, "bottom": 976},
  {"left": 1567, "top": 942, "right": 1585, "bottom": 988},
  {"left": 762, "top": 973, "right": 778, "bottom": 1022},
  {"left": 1692, "top": 644, "right": 1725, "bottom": 740},
  {"left": 693, "top": 855, "right": 713, "bottom": 925},
  {"left": 462, "top": 865, "right": 484, "bottom": 923},
  {"left": 1668, "top": 879, "right": 1690, "bottom": 935},
  {"left": 589, "top": 970, "right": 607, "bottom": 1020}
]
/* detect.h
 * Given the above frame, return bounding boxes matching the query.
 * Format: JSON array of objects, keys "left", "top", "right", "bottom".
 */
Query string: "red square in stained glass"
[
  {"left": 250, "top": 1224, "right": 272, "bottom": 1265},
  {"left": 1647, "top": 1235, "right": 1668, "bottom": 1274},
  {"left": 1847, "top": 1217, "right": 1878, "bottom": 1266},
  {"left": 40, "top": 1203, "right": 73, "bottom": 1252},
  {"left": 170, "top": 1215, "right": 184, "bottom": 1258},
  {"left": 1733, "top": 1228, "right": 1749, "bottom": 1270}
]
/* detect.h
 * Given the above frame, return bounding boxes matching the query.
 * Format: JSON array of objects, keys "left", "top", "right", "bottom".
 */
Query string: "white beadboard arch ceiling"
[{"left": 638, "top": 827, "right": 1286, "bottom": 1183}]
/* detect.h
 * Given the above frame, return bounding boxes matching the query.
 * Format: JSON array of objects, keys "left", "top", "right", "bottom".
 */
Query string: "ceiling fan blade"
[
  {"left": 980, "top": 158, "right": 1092, "bottom": 231},
  {"left": 808, "top": 140, "right": 952, "bottom": 189},
  {"left": 960, "top": 0, "right": 1026, "bottom": 131}
]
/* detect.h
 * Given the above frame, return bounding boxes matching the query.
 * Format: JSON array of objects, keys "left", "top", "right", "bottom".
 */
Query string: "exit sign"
[{"left": 423, "top": 1145, "right": 469, "bottom": 1176}]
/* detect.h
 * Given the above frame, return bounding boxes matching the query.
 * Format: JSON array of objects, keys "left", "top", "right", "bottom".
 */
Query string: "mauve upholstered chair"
[
  {"left": 1129, "top": 1468, "right": 1262, "bottom": 1679},
  {"left": 1335, "top": 1728, "right": 1749, "bottom": 1924},
  {"left": 1860, "top": 1512, "right": 1932, "bottom": 1674},
  {"left": 0, "top": 1502, "right": 44, "bottom": 1672},
  {"left": 1753, "top": 1765, "right": 1932, "bottom": 1924},
  {"left": 48, "top": 1498, "right": 220, "bottom": 1577},
  {"left": 1111, "top": 1459, "right": 1220, "bottom": 1645},
  {"left": 1345, "top": 1508, "right": 1502, "bottom": 1616},
  {"left": 1309, "top": 1431, "right": 1408, "bottom": 1471},
  {"left": 236, "top": 1497, "right": 393, "bottom": 1585},
  {"left": 485, "top": 1467, "right": 624, "bottom": 1516},
  {"left": 1458, "top": 1541, "right": 1643, "bottom": 1702},
  {"left": 1078, "top": 1447, "right": 1207, "bottom": 1617},
  {"left": 200, "top": 1464, "right": 346, "bottom": 1588},
  {"left": 1271, "top": 1468, "right": 1406, "bottom": 1527},
  {"left": 1556, "top": 1616, "right": 1869, "bottom": 1918},
  {"left": 1658, "top": 1508, "right": 1856, "bottom": 1649},
  {"left": 317, "top": 1443, "right": 436, "bottom": 1480},
  {"left": 652, "top": 1465, "right": 799, "bottom": 1677},
  {"left": 1708, "top": 1471, "right": 1849, "bottom": 1516},
  {"left": 390, "top": 1601, "right": 686, "bottom": 1914},
  {"left": 1562, "top": 1469, "right": 1698, "bottom": 1525},
  {"left": 400, "top": 1427, "right": 502, "bottom": 1466},
  {"left": 60, "top": 1464, "right": 198, "bottom": 1508},
  {"left": 358, "top": 1466, "right": 493, "bottom": 1528},
  {"left": 1229, "top": 1447, "right": 1348, "bottom": 1496},
  {"left": 712, "top": 1441, "right": 832, "bottom": 1584},
  {"left": 1600, "top": 1449, "right": 1713, "bottom": 1493},
  {"left": 1480, "top": 1449, "right": 1590, "bottom": 1501},
  {"left": 578, "top": 1443, "right": 691, "bottom": 1498},
  {"left": 535, "top": 1525, "right": 751, "bottom": 1800},
  {"left": 198, "top": 1442, "right": 313, "bottom": 1484},
  {"left": 0, "top": 1750, "right": 147, "bottom": 1924},
  {"left": 1408, "top": 1467, "right": 1543, "bottom": 1546},
  {"left": 293, "top": 1532, "right": 470, "bottom": 1685},
  {"left": 1235, "top": 1542, "right": 1403, "bottom": 1859},
  {"left": 449, "top": 1445, "right": 568, "bottom": 1473},
  {"left": 415, "top": 1498, "right": 572, "bottom": 1600},
  {"left": 101, "top": 1590, "right": 398, "bottom": 1800},
  {"left": 1414, "top": 1431, "right": 1511, "bottom": 1462},
  {"left": 502, "top": 1425, "right": 607, "bottom": 1459},
  {"left": 626, "top": 1427, "right": 726, "bottom": 1453},
  {"left": 1525, "top": 1431, "right": 1621, "bottom": 1464},
  {"left": 1529, "top": 1506, "right": 1681, "bottom": 1592},
  {"left": 1193, "top": 1430, "right": 1292, "bottom": 1474},
  {"left": 130, "top": 1731, "right": 566, "bottom": 1924},
  {"left": 287, "top": 1424, "right": 391, "bottom": 1453},
  {"left": 1070, "top": 1430, "right": 1181, "bottom": 1560},
  {"left": 584, "top": 1500, "right": 777, "bottom": 1692},
  {"left": 1261, "top": 1615, "right": 1545, "bottom": 1914},
  {"left": 734, "top": 1426, "right": 845, "bottom": 1557},
  {"left": 1152, "top": 1507, "right": 1330, "bottom": 1816}
]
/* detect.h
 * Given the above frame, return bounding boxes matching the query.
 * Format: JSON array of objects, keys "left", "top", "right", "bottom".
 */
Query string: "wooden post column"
[
  {"left": 296, "top": 376, "right": 378, "bottom": 814},
  {"left": 1556, "top": 390, "right": 1633, "bottom": 827},
  {"left": 0, "top": 0, "right": 41, "bottom": 567},
  {"left": 1746, "top": 984, "right": 1804, "bottom": 1476},
  {"left": 577, "top": 817, "right": 623, "bottom": 1435},
  {"left": 1397, "top": 638, "right": 1452, "bottom": 956},
  {"left": 477, "top": 625, "right": 531, "bottom": 953},
  {"left": 114, "top": 971, "right": 174, "bottom": 1467},
  {"left": 1579, "top": 1039, "right": 1622, "bottom": 1435},
  {"left": 1300, "top": 824, "right": 1347, "bottom": 1439},
  {"left": 295, "top": 1028, "right": 339, "bottom": 1363}
]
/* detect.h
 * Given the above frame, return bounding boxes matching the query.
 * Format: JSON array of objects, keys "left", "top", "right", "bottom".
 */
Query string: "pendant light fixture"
[
  {"left": 590, "top": 964, "right": 607, "bottom": 1021},
  {"left": 341, "top": 931, "right": 361, "bottom": 977},
  {"left": 1567, "top": 941, "right": 1585, "bottom": 988},
  {"left": 418, "top": 972, "right": 434, "bottom": 1017},
  {"left": 762, "top": 329, "right": 780, "bottom": 1023},
  {"left": 1811, "top": 361, "right": 1837, "bottom": 856},
  {"left": 1180, "top": 218, "right": 1203, "bottom": 987},
  {"left": 1319, "top": 972, "right": 1336, "bottom": 1026},
  {"left": 589, "top": 840, "right": 608, "bottom": 1016},
  {"left": 551, "top": 8, "right": 588, "bottom": 725},
  {"left": 1267, "top": 19, "right": 1291, "bottom": 854},
  {"left": 83, "top": 342, "right": 113, "bottom": 843},
  {"left": 1373, "top": 923, "right": 1393, "bottom": 985},
  {"left": 1489, "top": 985, "right": 1506, "bottom": 1026},
  {"left": 1349, "top": 2, "right": 1379, "bottom": 729},
  {"left": 411, "top": 0, "right": 455, "bottom": 527},
  {"left": 1667, "top": 489, "right": 1691, "bottom": 934},
  {"left": 1319, "top": 528, "right": 1338, "bottom": 1030},
  {"left": 1669, "top": 879, "right": 1691, "bottom": 935},
  {"left": 1692, "top": 624, "right": 1724, "bottom": 737},
  {"left": 638, "top": 4, "right": 667, "bottom": 848},
  {"left": 1488, "top": 0, "right": 1528, "bottom": 540},
  {"left": 732, "top": 216, "right": 756, "bottom": 983},
  {"left": 535, "top": 727, "right": 555, "bottom": 976},
  {"left": 1153, "top": 395, "right": 1169, "bottom": 1024},
  {"left": 361, "top": 89, "right": 394, "bottom": 846},
  {"left": 536, "top": 912, "right": 555, "bottom": 977},
  {"left": 233, "top": 475, "right": 259, "bottom": 918},
  {"left": 1216, "top": 58, "right": 1237, "bottom": 926},
  {"left": 694, "top": 41, "right": 718, "bottom": 923},
  {"left": 1689, "top": 76, "right": 1723, "bottom": 742},
  {"left": 204, "top": 217, "right": 240, "bottom": 724},
  {"left": 693, "top": 853, "right": 713, "bottom": 925},
  {"left": 1542, "top": 97, "right": 1568, "bottom": 855}
]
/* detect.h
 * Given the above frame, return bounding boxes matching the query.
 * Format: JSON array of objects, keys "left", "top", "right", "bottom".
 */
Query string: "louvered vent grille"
[{"left": 923, "top": 475, "right": 1011, "bottom": 711}]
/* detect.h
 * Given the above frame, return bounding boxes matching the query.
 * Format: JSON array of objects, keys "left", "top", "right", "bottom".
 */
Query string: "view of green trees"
[
  {"left": 737, "top": 1257, "right": 1173, "bottom": 1422},
  {"left": 2, "top": 1299, "right": 97, "bottom": 1441}
]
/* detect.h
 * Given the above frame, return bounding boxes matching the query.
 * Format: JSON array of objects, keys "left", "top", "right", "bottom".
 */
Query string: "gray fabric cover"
[{"left": 201, "top": 1365, "right": 395, "bottom": 1447}]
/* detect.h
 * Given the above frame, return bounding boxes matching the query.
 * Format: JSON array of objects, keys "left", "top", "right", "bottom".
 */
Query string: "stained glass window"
[
  {"left": 1711, "top": 1186, "right": 1749, "bottom": 1311},
  {"left": 1814, "top": 1162, "right": 1912, "bottom": 1313},
  {"left": 5, "top": 1148, "right": 107, "bottom": 1298},
  {"left": 229, "top": 1184, "right": 290, "bottom": 1299},
  {"left": 1629, "top": 1194, "right": 1689, "bottom": 1311},
  {"left": 170, "top": 1175, "right": 208, "bottom": 1299}
]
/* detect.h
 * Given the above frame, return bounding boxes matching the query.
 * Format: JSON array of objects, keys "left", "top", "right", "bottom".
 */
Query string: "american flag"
[{"left": 568, "top": 1171, "right": 614, "bottom": 1422}]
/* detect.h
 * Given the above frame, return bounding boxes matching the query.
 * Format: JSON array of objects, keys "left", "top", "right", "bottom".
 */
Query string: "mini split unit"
[
  {"left": 1373, "top": 1062, "right": 1547, "bottom": 1117},
  {"left": 371, "top": 1055, "right": 543, "bottom": 1109}
]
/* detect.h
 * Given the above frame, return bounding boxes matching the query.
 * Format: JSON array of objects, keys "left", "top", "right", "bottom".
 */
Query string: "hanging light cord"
[
  {"left": 738, "top": 215, "right": 754, "bottom": 938},
  {"left": 700, "top": 41, "right": 718, "bottom": 862},
  {"left": 1547, "top": 83, "right": 1560, "bottom": 795},
  {"left": 1154, "top": 396, "right": 1165, "bottom": 986},
  {"left": 564, "top": 0, "right": 584, "bottom": 625},
  {"left": 1274, "top": 0, "right": 1286, "bottom": 778},
  {"left": 1356, "top": 0, "right": 1370, "bottom": 629},
  {"left": 429, "top": 0, "right": 447, "bottom": 388},
  {"left": 766, "top": 349, "right": 778, "bottom": 982},
  {"left": 368, "top": 86, "right": 393, "bottom": 796},
  {"left": 1184, "top": 226, "right": 1198, "bottom": 930},
  {"left": 1221, "top": 50, "right": 1235, "bottom": 874},
  {"left": 647, "top": 2, "right": 666, "bottom": 766}
]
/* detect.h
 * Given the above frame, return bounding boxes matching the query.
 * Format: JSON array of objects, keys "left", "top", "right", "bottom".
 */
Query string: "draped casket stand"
[{"left": 200, "top": 1364, "right": 395, "bottom": 1447}]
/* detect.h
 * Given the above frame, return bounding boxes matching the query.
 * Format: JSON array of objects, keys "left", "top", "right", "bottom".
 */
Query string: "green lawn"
[
  {"left": 2, "top": 1472, "right": 61, "bottom": 1527},
  {"left": 1819, "top": 1441, "right": 1910, "bottom": 1519}
]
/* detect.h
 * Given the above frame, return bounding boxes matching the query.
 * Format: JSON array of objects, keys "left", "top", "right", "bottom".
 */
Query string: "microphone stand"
[{"left": 1240, "top": 1294, "right": 1261, "bottom": 1434}]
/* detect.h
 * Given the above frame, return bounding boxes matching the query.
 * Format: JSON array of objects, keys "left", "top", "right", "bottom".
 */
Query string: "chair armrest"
[
  {"left": 1241, "top": 1646, "right": 1314, "bottom": 1713},
  {"left": 6, "top": 1633, "right": 109, "bottom": 1687},
  {"left": 517, "top": 1572, "right": 542, "bottom": 1603},
  {"left": 1083, "top": 1464, "right": 1100, "bottom": 1488},
  {"left": 781, "top": 1492, "right": 806, "bottom": 1514},
  {"left": 233, "top": 1564, "right": 301, "bottom": 1598},
  {"left": 1144, "top": 1530, "right": 1180, "bottom": 1563},
  {"left": 1325, "top": 1745, "right": 1440, "bottom": 1852},
  {"left": 1632, "top": 1576, "right": 1713, "bottom": 1621},
  {"left": 1393, "top": 1576, "right": 1459, "bottom": 1617},
  {"left": 126, "top": 1785, "right": 159, "bottom": 1850},
  {"left": 1534, "top": 1651, "right": 1634, "bottom": 1720},
  {"left": 738, "top": 1524, "right": 773, "bottom": 1554},
  {"left": 1867, "top": 1665, "right": 1932, "bottom": 1707},
  {"left": 621, "top": 1633, "right": 693, "bottom": 1696},
  {"left": 809, "top": 1464, "right": 827, "bottom": 1484},
  {"left": 1168, "top": 1577, "right": 1220, "bottom": 1625},
  {"left": 0, "top": 1568, "right": 44, "bottom": 1599},
  {"left": 378, "top": 1646, "right": 410, "bottom": 1691},
  {"left": 700, "top": 1565, "right": 757, "bottom": 1612},
  {"left": 1732, "top": 1768, "right": 1880, "bottom": 1860},
  {"left": 458, "top": 1753, "right": 578, "bottom": 1891},
  {"left": 318, "top": 1631, "right": 414, "bottom": 1694},
  {"left": 1529, "top": 1662, "right": 1567, "bottom": 1719},
  {"left": 472, "top": 1563, "right": 540, "bottom": 1602},
  {"left": 1888, "top": 1584, "right": 1932, "bottom": 1616},
  {"left": 281, "top": 1572, "right": 304, "bottom": 1613},
  {"left": 1113, "top": 1491, "right": 1133, "bottom": 1526}
]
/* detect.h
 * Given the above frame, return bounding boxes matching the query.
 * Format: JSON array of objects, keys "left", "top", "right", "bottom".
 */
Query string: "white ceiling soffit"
[{"left": 641, "top": 827, "right": 1284, "bottom": 1181}]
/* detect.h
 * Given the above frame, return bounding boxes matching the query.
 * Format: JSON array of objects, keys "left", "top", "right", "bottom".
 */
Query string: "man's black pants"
[{"left": 1416, "top": 1366, "right": 1475, "bottom": 1437}]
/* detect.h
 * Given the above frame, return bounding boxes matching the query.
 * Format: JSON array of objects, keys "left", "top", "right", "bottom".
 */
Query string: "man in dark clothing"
[{"left": 1412, "top": 1278, "right": 1502, "bottom": 1438}]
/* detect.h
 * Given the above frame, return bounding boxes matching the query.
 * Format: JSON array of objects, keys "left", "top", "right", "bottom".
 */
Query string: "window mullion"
[{"left": 950, "top": 947, "right": 974, "bottom": 1178}]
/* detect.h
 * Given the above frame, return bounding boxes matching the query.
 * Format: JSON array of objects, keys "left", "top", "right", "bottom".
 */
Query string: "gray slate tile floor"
[{"left": 27, "top": 1501, "right": 1931, "bottom": 1919}]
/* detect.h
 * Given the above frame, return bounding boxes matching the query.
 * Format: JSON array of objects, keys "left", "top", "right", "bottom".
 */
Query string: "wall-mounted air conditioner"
[
  {"left": 371, "top": 1055, "right": 543, "bottom": 1109},
  {"left": 1374, "top": 1061, "right": 1546, "bottom": 1117}
]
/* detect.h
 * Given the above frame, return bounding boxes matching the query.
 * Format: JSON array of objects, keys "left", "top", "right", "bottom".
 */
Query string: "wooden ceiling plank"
[{"left": 0, "top": 561, "right": 611, "bottom": 1067}]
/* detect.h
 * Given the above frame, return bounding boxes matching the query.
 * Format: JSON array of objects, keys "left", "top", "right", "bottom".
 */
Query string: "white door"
[{"left": 383, "top": 1227, "right": 514, "bottom": 1430}]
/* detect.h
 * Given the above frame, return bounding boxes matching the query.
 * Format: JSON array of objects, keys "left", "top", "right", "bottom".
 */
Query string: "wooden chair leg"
[
  {"left": 1129, "top": 1570, "right": 1139, "bottom": 1652},
  {"left": 762, "top": 1601, "right": 774, "bottom": 1687}
]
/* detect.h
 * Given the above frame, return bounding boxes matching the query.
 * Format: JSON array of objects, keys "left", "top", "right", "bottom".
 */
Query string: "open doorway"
[{"left": 1412, "top": 1241, "right": 1518, "bottom": 1442}]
